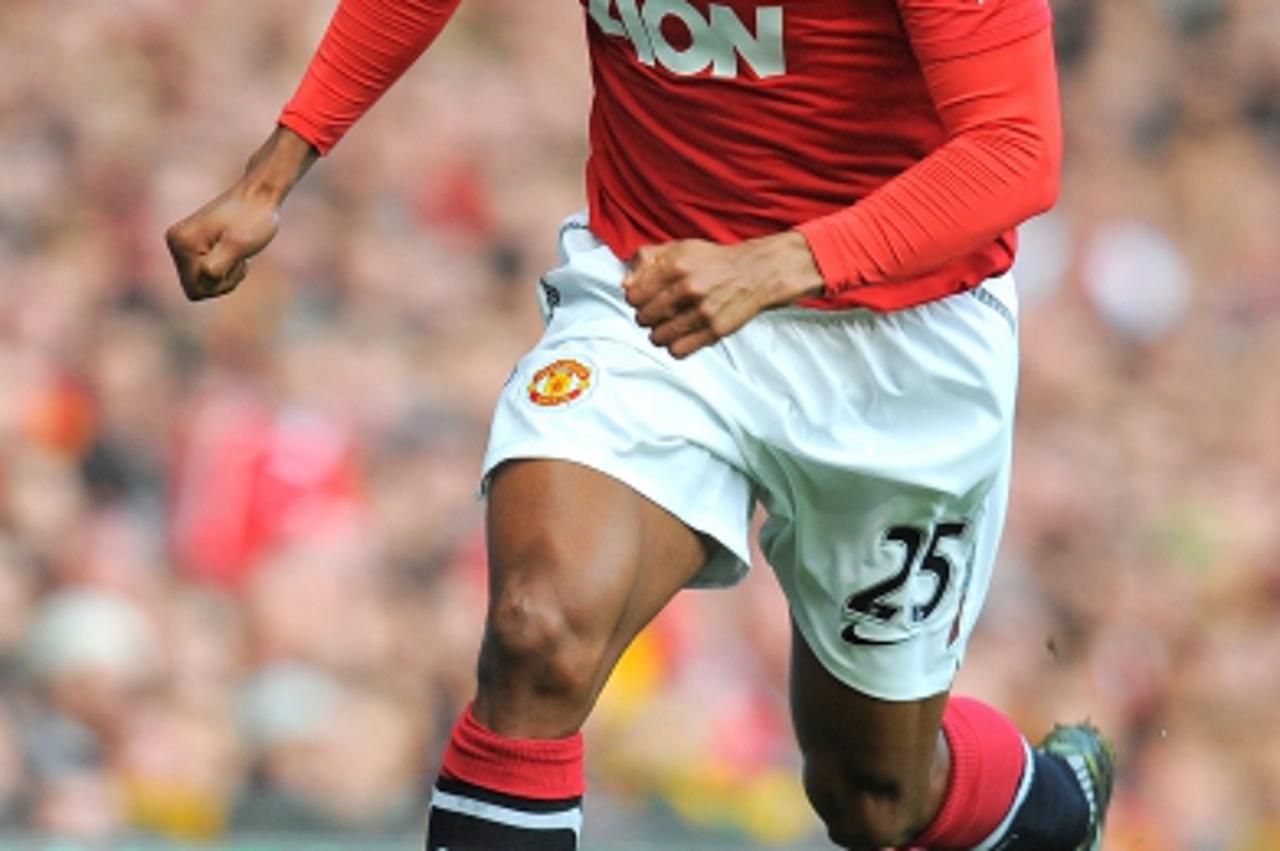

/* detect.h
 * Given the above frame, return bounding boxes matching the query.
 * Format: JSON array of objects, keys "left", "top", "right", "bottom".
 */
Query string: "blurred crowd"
[{"left": 0, "top": 0, "right": 1278, "bottom": 847}]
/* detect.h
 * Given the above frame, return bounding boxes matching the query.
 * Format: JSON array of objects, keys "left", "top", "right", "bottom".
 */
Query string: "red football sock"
[
  {"left": 429, "top": 705, "right": 586, "bottom": 849},
  {"left": 439, "top": 703, "right": 586, "bottom": 799},
  {"left": 912, "top": 697, "right": 1028, "bottom": 849}
]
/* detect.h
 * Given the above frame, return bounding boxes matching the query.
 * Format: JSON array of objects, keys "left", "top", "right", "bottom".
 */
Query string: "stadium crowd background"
[{"left": 1, "top": 0, "right": 1278, "bottom": 846}]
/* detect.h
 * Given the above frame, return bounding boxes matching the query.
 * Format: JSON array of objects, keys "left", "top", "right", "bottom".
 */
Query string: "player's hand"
[
  {"left": 165, "top": 127, "right": 317, "bottom": 301},
  {"left": 623, "top": 232, "right": 826, "bottom": 358},
  {"left": 166, "top": 187, "right": 281, "bottom": 301}
]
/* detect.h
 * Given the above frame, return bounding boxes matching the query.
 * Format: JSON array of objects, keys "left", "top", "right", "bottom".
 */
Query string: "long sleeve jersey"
[{"left": 280, "top": 0, "right": 1062, "bottom": 311}]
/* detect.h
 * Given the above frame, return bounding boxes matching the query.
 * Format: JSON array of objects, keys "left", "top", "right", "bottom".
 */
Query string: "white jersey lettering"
[{"left": 588, "top": 0, "right": 786, "bottom": 79}]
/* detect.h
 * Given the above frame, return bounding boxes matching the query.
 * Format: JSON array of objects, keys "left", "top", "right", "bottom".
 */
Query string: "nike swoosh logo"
[{"left": 841, "top": 623, "right": 907, "bottom": 647}]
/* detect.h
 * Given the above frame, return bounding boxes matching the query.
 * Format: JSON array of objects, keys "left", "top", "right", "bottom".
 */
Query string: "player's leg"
[
  {"left": 790, "top": 627, "right": 1114, "bottom": 851},
  {"left": 424, "top": 214, "right": 755, "bottom": 850},
  {"left": 788, "top": 631, "right": 951, "bottom": 847},
  {"left": 729, "top": 273, "right": 1112, "bottom": 849},
  {"left": 477, "top": 457, "right": 711, "bottom": 737},
  {"left": 777, "top": 461, "right": 1110, "bottom": 851},
  {"left": 778, "top": 460, "right": 1114, "bottom": 851},
  {"left": 426, "top": 459, "right": 712, "bottom": 850},
  {"left": 775, "top": 455, "right": 1114, "bottom": 851}
]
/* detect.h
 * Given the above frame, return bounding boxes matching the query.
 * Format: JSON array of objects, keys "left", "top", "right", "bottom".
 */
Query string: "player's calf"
[
  {"left": 802, "top": 756, "right": 941, "bottom": 849},
  {"left": 789, "top": 626, "right": 953, "bottom": 850}
]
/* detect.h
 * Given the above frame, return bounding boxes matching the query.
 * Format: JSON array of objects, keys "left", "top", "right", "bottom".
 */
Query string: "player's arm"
[
  {"left": 797, "top": 20, "right": 1062, "bottom": 292},
  {"left": 627, "top": 7, "right": 1060, "bottom": 357},
  {"left": 166, "top": 0, "right": 462, "bottom": 301}
]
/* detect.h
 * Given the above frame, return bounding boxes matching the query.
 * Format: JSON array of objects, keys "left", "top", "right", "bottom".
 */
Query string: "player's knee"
[
  {"left": 478, "top": 570, "right": 610, "bottom": 706},
  {"left": 802, "top": 757, "right": 933, "bottom": 850}
]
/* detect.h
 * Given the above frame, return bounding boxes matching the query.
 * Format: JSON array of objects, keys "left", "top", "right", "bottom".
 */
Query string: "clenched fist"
[
  {"left": 165, "top": 127, "right": 317, "bottom": 301},
  {"left": 623, "top": 231, "right": 827, "bottom": 359}
]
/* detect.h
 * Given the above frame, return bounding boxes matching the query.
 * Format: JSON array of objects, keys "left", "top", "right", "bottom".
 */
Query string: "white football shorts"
[{"left": 482, "top": 212, "right": 1019, "bottom": 701}]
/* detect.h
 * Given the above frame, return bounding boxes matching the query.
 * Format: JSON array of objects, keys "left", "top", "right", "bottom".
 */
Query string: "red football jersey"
[
  {"left": 582, "top": 0, "right": 1051, "bottom": 310},
  {"left": 280, "top": 0, "right": 1054, "bottom": 311}
]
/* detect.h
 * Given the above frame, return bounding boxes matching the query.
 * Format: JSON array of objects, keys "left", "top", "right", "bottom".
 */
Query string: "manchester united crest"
[{"left": 527, "top": 357, "right": 595, "bottom": 408}]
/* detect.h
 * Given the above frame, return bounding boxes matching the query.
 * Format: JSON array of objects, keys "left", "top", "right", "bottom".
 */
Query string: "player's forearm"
[
  {"left": 279, "top": 0, "right": 463, "bottom": 154},
  {"left": 239, "top": 126, "right": 319, "bottom": 205},
  {"left": 798, "top": 28, "right": 1061, "bottom": 294}
]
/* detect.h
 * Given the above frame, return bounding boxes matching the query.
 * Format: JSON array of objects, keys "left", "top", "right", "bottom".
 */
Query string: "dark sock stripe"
[
  {"left": 427, "top": 778, "right": 582, "bottom": 851},
  {"left": 426, "top": 808, "right": 577, "bottom": 851},
  {"left": 435, "top": 775, "right": 582, "bottom": 813}
]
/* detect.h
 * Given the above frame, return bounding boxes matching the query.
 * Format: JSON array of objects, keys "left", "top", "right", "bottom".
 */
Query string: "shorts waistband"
[{"left": 555, "top": 211, "right": 1018, "bottom": 329}]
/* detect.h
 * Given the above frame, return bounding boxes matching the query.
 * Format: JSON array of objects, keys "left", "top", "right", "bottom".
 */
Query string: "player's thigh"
[
  {"left": 789, "top": 622, "right": 949, "bottom": 846},
  {"left": 485, "top": 456, "right": 710, "bottom": 658}
]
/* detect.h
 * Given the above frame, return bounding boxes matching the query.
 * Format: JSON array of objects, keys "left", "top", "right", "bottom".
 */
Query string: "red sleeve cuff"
[
  {"left": 278, "top": 111, "right": 335, "bottom": 156},
  {"left": 796, "top": 216, "right": 865, "bottom": 296}
]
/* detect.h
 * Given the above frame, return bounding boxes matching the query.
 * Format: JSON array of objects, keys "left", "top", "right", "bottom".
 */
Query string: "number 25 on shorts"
[{"left": 841, "top": 520, "right": 971, "bottom": 648}]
